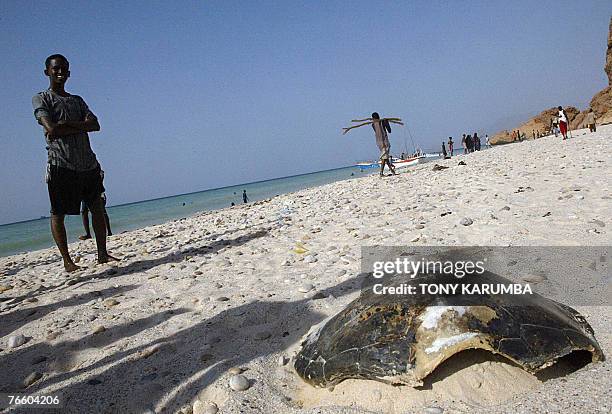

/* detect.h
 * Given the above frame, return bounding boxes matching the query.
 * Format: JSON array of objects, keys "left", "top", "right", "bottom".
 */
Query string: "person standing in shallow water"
[
  {"left": 448, "top": 137, "right": 454, "bottom": 156},
  {"left": 243, "top": 190, "right": 249, "bottom": 203},
  {"left": 32, "top": 54, "right": 119, "bottom": 272},
  {"left": 80, "top": 190, "right": 112, "bottom": 240}
]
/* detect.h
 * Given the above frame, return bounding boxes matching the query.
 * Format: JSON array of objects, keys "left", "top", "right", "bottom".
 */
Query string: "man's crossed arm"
[{"left": 38, "top": 114, "right": 100, "bottom": 140}]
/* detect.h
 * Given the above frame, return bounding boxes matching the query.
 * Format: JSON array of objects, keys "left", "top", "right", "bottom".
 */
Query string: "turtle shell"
[{"left": 294, "top": 270, "right": 605, "bottom": 388}]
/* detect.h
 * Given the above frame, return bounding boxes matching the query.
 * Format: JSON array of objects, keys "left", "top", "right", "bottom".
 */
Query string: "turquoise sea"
[{"left": 0, "top": 165, "right": 376, "bottom": 257}]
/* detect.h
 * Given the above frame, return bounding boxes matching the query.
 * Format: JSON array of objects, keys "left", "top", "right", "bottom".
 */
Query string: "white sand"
[{"left": 0, "top": 126, "right": 610, "bottom": 414}]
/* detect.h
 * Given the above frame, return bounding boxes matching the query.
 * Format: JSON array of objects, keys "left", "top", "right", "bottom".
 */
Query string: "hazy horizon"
[{"left": 1, "top": 1, "right": 611, "bottom": 225}]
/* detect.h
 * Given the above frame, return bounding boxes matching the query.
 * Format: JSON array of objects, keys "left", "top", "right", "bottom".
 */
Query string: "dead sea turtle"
[{"left": 294, "top": 269, "right": 605, "bottom": 388}]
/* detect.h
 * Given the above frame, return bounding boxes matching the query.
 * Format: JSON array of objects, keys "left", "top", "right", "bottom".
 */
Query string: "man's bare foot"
[
  {"left": 98, "top": 253, "right": 120, "bottom": 264},
  {"left": 64, "top": 262, "right": 84, "bottom": 272},
  {"left": 79, "top": 234, "right": 92, "bottom": 240}
]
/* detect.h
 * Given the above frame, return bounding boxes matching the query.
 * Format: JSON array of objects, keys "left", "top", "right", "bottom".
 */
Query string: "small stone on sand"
[
  {"left": 254, "top": 331, "right": 271, "bottom": 340},
  {"left": 193, "top": 400, "right": 218, "bottom": 414},
  {"left": 0, "top": 284, "right": 13, "bottom": 293},
  {"left": 8, "top": 334, "right": 27, "bottom": 348},
  {"left": 23, "top": 371, "right": 42, "bottom": 388},
  {"left": 229, "top": 374, "right": 250, "bottom": 391},
  {"left": 103, "top": 298, "right": 120, "bottom": 307},
  {"left": 298, "top": 283, "right": 314, "bottom": 293}
]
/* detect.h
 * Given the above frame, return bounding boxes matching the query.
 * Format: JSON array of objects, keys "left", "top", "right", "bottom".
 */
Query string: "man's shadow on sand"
[
  {"left": 17, "top": 275, "right": 363, "bottom": 413},
  {"left": 0, "top": 228, "right": 270, "bottom": 312},
  {"left": 0, "top": 284, "right": 139, "bottom": 338}
]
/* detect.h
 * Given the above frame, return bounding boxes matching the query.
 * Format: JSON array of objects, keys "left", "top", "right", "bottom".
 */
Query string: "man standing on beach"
[
  {"left": 243, "top": 190, "right": 249, "bottom": 203},
  {"left": 550, "top": 115, "right": 559, "bottom": 137},
  {"left": 32, "top": 54, "right": 118, "bottom": 272},
  {"left": 80, "top": 189, "right": 112, "bottom": 240},
  {"left": 448, "top": 137, "right": 454, "bottom": 156},
  {"left": 585, "top": 109, "right": 597, "bottom": 132},
  {"left": 558, "top": 106, "right": 569, "bottom": 140},
  {"left": 371, "top": 112, "right": 397, "bottom": 176}
]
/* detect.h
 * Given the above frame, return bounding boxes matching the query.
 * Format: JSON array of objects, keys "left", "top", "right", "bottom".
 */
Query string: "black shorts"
[{"left": 47, "top": 165, "right": 105, "bottom": 215}]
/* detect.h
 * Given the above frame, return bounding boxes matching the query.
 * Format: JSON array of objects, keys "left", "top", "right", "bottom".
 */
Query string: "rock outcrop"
[
  {"left": 491, "top": 17, "right": 612, "bottom": 145},
  {"left": 605, "top": 17, "right": 612, "bottom": 85},
  {"left": 589, "top": 17, "right": 612, "bottom": 124},
  {"left": 590, "top": 86, "right": 612, "bottom": 124}
]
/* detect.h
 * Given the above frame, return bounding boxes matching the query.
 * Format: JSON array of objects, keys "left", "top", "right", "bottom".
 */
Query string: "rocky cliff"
[
  {"left": 491, "top": 17, "right": 612, "bottom": 145},
  {"left": 589, "top": 17, "right": 612, "bottom": 124}
]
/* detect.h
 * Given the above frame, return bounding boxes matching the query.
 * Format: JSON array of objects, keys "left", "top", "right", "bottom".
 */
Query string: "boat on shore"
[{"left": 355, "top": 155, "right": 424, "bottom": 171}]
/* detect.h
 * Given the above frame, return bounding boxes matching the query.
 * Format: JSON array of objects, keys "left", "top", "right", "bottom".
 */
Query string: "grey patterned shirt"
[{"left": 32, "top": 90, "right": 99, "bottom": 171}]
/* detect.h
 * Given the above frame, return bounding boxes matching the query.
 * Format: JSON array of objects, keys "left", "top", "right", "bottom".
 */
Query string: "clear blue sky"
[{"left": 1, "top": 1, "right": 610, "bottom": 224}]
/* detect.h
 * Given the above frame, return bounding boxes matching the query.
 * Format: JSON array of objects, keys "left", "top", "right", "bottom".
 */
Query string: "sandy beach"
[{"left": 1, "top": 126, "right": 610, "bottom": 414}]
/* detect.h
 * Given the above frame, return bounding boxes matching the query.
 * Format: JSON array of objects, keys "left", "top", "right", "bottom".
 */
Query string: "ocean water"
[{"left": 0, "top": 165, "right": 374, "bottom": 257}]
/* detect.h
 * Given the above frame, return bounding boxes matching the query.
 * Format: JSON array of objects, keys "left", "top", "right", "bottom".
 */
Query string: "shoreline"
[
  {"left": 0, "top": 126, "right": 610, "bottom": 413},
  {"left": 0, "top": 164, "right": 374, "bottom": 258}
]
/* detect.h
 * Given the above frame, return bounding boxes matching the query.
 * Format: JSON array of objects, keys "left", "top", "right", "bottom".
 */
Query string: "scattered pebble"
[
  {"left": 254, "top": 331, "right": 271, "bottom": 341},
  {"left": 229, "top": 374, "right": 250, "bottom": 391},
  {"left": 46, "top": 331, "right": 60, "bottom": 341},
  {"left": 31, "top": 355, "right": 47, "bottom": 365},
  {"left": 228, "top": 367, "right": 243, "bottom": 375},
  {"left": 92, "top": 325, "right": 106, "bottom": 334},
  {"left": 8, "top": 334, "right": 27, "bottom": 349},
  {"left": 23, "top": 371, "right": 42, "bottom": 388},
  {"left": 311, "top": 292, "right": 326, "bottom": 300},
  {"left": 521, "top": 274, "right": 546, "bottom": 284},
  {"left": 460, "top": 217, "right": 473, "bottom": 226},
  {"left": 278, "top": 355, "right": 289, "bottom": 366},
  {"left": 0, "top": 284, "right": 13, "bottom": 293},
  {"left": 298, "top": 283, "right": 314, "bottom": 293},
  {"left": 193, "top": 400, "right": 218, "bottom": 414},
  {"left": 216, "top": 296, "right": 230, "bottom": 302},
  {"left": 103, "top": 298, "right": 120, "bottom": 307},
  {"left": 303, "top": 255, "right": 317, "bottom": 263}
]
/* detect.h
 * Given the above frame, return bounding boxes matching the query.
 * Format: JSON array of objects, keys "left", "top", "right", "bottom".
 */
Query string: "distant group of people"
[
  {"left": 550, "top": 106, "right": 597, "bottom": 138},
  {"left": 230, "top": 190, "right": 249, "bottom": 206},
  {"left": 441, "top": 133, "right": 491, "bottom": 159}
]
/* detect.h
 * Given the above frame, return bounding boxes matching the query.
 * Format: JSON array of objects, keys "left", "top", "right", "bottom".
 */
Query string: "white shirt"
[{"left": 558, "top": 110, "right": 567, "bottom": 123}]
